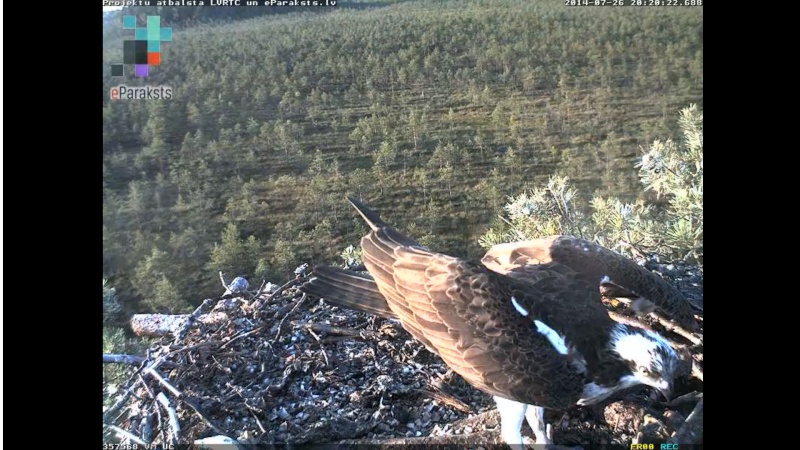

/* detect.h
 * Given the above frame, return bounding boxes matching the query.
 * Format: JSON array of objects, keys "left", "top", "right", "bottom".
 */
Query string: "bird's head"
[{"left": 609, "top": 324, "right": 678, "bottom": 399}]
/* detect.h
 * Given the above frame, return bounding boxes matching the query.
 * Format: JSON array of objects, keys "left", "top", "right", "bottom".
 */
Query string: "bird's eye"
[{"left": 639, "top": 366, "right": 651, "bottom": 375}]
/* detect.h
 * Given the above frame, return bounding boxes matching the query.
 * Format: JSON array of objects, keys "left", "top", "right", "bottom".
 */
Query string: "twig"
[
  {"left": 607, "top": 311, "right": 655, "bottom": 331},
  {"left": 649, "top": 311, "right": 703, "bottom": 346},
  {"left": 254, "top": 279, "right": 267, "bottom": 298},
  {"left": 252, "top": 278, "right": 301, "bottom": 315},
  {"left": 103, "top": 378, "right": 140, "bottom": 422},
  {"left": 417, "top": 389, "right": 472, "bottom": 414},
  {"left": 174, "top": 298, "right": 217, "bottom": 344},
  {"left": 156, "top": 392, "right": 182, "bottom": 443},
  {"left": 668, "top": 398, "right": 703, "bottom": 444},
  {"left": 220, "top": 326, "right": 264, "bottom": 350},
  {"left": 305, "top": 323, "right": 380, "bottom": 340},
  {"left": 272, "top": 293, "right": 308, "bottom": 344},
  {"left": 144, "top": 367, "right": 183, "bottom": 398},
  {"left": 154, "top": 397, "right": 166, "bottom": 445},
  {"left": 137, "top": 373, "right": 156, "bottom": 400},
  {"left": 104, "top": 423, "right": 148, "bottom": 445},
  {"left": 306, "top": 326, "right": 330, "bottom": 367},
  {"left": 219, "top": 271, "right": 229, "bottom": 290},
  {"left": 141, "top": 411, "right": 155, "bottom": 444},
  {"left": 104, "top": 354, "right": 177, "bottom": 368},
  {"left": 104, "top": 354, "right": 148, "bottom": 365},
  {"left": 181, "top": 396, "right": 226, "bottom": 435}
]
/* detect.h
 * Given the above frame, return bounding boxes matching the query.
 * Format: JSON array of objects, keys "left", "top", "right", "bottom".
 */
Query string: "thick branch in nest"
[
  {"left": 103, "top": 354, "right": 147, "bottom": 365},
  {"left": 305, "top": 323, "right": 380, "bottom": 340},
  {"left": 130, "top": 311, "right": 228, "bottom": 337},
  {"left": 668, "top": 398, "right": 703, "bottom": 444},
  {"left": 104, "top": 423, "right": 148, "bottom": 445},
  {"left": 156, "top": 392, "right": 182, "bottom": 443}
]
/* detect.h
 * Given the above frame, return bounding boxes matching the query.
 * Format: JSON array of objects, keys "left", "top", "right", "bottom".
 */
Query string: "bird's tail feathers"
[{"left": 299, "top": 265, "right": 397, "bottom": 319}]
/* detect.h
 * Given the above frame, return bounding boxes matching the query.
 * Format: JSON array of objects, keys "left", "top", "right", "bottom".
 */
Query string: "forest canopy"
[{"left": 102, "top": 0, "right": 703, "bottom": 317}]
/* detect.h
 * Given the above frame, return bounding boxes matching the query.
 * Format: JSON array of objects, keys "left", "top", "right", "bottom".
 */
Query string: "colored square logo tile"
[
  {"left": 111, "top": 64, "right": 124, "bottom": 77},
  {"left": 135, "top": 40, "right": 149, "bottom": 64},
  {"left": 123, "top": 40, "right": 136, "bottom": 64},
  {"left": 148, "top": 40, "right": 160, "bottom": 52},
  {"left": 135, "top": 65, "right": 149, "bottom": 77},
  {"left": 148, "top": 52, "right": 161, "bottom": 66},
  {"left": 147, "top": 16, "right": 161, "bottom": 40},
  {"left": 122, "top": 15, "right": 136, "bottom": 29},
  {"left": 135, "top": 28, "right": 147, "bottom": 40},
  {"left": 160, "top": 28, "right": 173, "bottom": 41}
]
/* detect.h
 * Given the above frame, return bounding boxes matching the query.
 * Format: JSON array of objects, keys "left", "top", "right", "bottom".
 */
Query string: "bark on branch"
[
  {"left": 130, "top": 312, "right": 229, "bottom": 337},
  {"left": 668, "top": 398, "right": 703, "bottom": 444}
]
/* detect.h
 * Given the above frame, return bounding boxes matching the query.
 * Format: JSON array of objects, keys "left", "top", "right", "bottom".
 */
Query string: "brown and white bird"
[{"left": 301, "top": 197, "right": 680, "bottom": 447}]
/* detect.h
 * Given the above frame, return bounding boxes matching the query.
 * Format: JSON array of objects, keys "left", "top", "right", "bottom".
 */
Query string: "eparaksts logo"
[{"left": 111, "top": 85, "right": 173, "bottom": 100}]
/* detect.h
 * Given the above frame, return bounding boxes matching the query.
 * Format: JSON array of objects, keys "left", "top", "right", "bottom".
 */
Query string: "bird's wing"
[
  {"left": 482, "top": 236, "right": 697, "bottom": 329},
  {"left": 360, "top": 224, "right": 594, "bottom": 409}
]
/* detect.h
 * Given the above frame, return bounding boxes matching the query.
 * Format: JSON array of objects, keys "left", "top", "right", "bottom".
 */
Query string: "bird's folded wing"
[
  {"left": 361, "top": 227, "right": 586, "bottom": 409},
  {"left": 482, "top": 236, "right": 697, "bottom": 329}
]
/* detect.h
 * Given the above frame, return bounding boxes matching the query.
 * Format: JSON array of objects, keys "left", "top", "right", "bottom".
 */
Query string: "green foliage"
[
  {"left": 103, "top": 1, "right": 702, "bottom": 313},
  {"left": 481, "top": 105, "right": 703, "bottom": 265},
  {"left": 103, "top": 278, "right": 123, "bottom": 325},
  {"left": 103, "top": 326, "right": 148, "bottom": 411},
  {"left": 133, "top": 248, "right": 191, "bottom": 313},
  {"left": 479, "top": 175, "right": 585, "bottom": 248},
  {"left": 340, "top": 244, "right": 363, "bottom": 267},
  {"left": 636, "top": 104, "right": 703, "bottom": 263},
  {"left": 207, "top": 223, "right": 267, "bottom": 281}
]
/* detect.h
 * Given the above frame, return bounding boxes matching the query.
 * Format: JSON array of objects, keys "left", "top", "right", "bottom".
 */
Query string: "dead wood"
[
  {"left": 305, "top": 322, "right": 380, "bottom": 340},
  {"left": 104, "top": 354, "right": 147, "bottom": 366},
  {"left": 668, "top": 398, "right": 703, "bottom": 444},
  {"left": 130, "top": 311, "right": 228, "bottom": 337}
]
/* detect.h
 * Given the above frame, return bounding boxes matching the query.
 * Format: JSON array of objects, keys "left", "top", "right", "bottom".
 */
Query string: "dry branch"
[
  {"left": 272, "top": 293, "right": 307, "bottom": 343},
  {"left": 156, "top": 392, "right": 182, "bottom": 443},
  {"left": 417, "top": 389, "right": 472, "bottom": 414},
  {"left": 668, "top": 398, "right": 703, "bottom": 444},
  {"left": 104, "top": 354, "right": 147, "bottom": 365},
  {"left": 305, "top": 323, "right": 380, "bottom": 340},
  {"left": 104, "top": 379, "right": 140, "bottom": 422},
  {"left": 649, "top": 311, "right": 703, "bottom": 346},
  {"left": 181, "top": 396, "right": 226, "bottom": 436},
  {"left": 145, "top": 367, "right": 183, "bottom": 398},
  {"left": 104, "top": 423, "right": 148, "bottom": 445},
  {"left": 131, "top": 311, "right": 228, "bottom": 338},
  {"left": 251, "top": 278, "right": 301, "bottom": 315},
  {"left": 175, "top": 298, "right": 218, "bottom": 342}
]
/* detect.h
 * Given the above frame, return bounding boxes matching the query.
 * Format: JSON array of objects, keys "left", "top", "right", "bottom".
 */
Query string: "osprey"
[{"left": 300, "top": 197, "right": 680, "bottom": 446}]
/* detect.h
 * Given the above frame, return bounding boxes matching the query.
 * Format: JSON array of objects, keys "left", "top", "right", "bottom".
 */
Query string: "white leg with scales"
[{"left": 494, "top": 396, "right": 552, "bottom": 448}]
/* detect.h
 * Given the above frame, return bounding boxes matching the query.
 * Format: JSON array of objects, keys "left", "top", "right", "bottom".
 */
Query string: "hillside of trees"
[{"left": 102, "top": 0, "right": 703, "bottom": 317}]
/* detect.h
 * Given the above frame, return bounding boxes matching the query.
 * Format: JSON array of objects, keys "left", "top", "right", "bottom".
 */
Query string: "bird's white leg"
[
  {"left": 494, "top": 396, "right": 529, "bottom": 449},
  {"left": 524, "top": 405, "right": 552, "bottom": 445}
]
